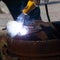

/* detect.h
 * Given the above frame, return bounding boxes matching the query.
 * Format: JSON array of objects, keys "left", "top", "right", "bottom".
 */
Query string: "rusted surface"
[
  {"left": 7, "top": 37, "right": 60, "bottom": 57},
  {"left": 0, "top": 34, "right": 60, "bottom": 60},
  {"left": 0, "top": 22, "right": 60, "bottom": 60}
]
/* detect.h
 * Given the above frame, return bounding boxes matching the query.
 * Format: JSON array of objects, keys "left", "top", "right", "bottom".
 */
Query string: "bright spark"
[{"left": 7, "top": 21, "right": 28, "bottom": 37}]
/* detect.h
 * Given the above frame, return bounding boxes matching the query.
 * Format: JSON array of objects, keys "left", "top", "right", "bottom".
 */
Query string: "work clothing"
[{"left": 3, "top": 0, "right": 41, "bottom": 20}]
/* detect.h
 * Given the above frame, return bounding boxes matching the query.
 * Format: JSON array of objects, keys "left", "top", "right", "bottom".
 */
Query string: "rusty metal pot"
[{"left": 1, "top": 22, "right": 60, "bottom": 60}]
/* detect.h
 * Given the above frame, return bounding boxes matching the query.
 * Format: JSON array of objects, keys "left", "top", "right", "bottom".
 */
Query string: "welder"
[
  {"left": 17, "top": 0, "right": 42, "bottom": 25},
  {"left": 2, "top": 0, "right": 41, "bottom": 24}
]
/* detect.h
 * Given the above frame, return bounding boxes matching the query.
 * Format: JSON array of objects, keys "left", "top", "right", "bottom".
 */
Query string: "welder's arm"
[{"left": 22, "top": 0, "right": 36, "bottom": 14}]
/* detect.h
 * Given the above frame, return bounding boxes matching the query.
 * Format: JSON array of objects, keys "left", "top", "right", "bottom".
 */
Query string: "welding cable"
[
  {"left": 45, "top": 3, "right": 57, "bottom": 38},
  {"left": 45, "top": 4, "right": 54, "bottom": 28},
  {"left": 45, "top": 4, "right": 50, "bottom": 22}
]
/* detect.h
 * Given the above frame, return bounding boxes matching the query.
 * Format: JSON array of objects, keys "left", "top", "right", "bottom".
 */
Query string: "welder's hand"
[{"left": 16, "top": 13, "right": 30, "bottom": 24}]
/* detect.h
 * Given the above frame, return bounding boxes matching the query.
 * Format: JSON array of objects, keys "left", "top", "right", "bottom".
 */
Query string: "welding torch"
[{"left": 17, "top": 0, "right": 40, "bottom": 25}]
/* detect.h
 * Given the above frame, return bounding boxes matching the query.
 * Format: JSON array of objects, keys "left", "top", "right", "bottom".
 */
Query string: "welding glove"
[{"left": 17, "top": 13, "right": 30, "bottom": 25}]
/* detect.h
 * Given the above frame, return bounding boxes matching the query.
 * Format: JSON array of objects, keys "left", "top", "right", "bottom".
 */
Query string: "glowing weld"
[{"left": 7, "top": 21, "right": 28, "bottom": 37}]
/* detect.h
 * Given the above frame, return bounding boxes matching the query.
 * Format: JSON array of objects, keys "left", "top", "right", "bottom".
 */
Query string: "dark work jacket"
[{"left": 3, "top": 0, "right": 41, "bottom": 20}]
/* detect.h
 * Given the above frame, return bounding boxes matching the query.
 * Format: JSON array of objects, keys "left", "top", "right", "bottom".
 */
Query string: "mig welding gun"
[{"left": 17, "top": 0, "right": 40, "bottom": 24}]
